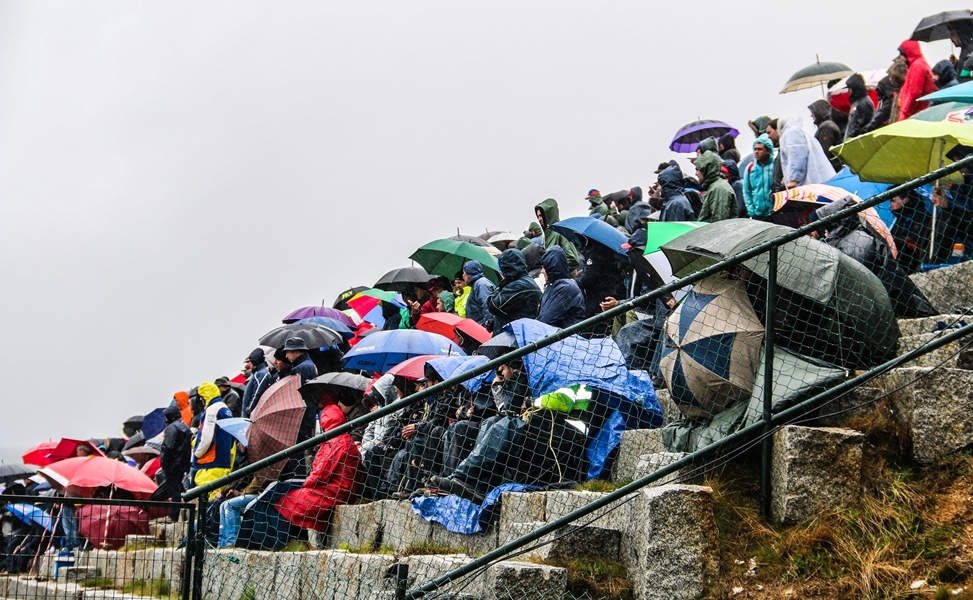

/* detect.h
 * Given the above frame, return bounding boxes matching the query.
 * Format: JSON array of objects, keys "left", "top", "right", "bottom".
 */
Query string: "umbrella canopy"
[
  {"left": 282, "top": 305, "right": 355, "bottom": 327},
  {"left": 911, "top": 10, "right": 973, "bottom": 42},
  {"left": 123, "top": 415, "right": 144, "bottom": 429},
  {"left": 661, "top": 219, "right": 898, "bottom": 368},
  {"left": 0, "top": 464, "right": 37, "bottom": 486},
  {"left": 660, "top": 277, "right": 765, "bottom": 419},
  {"left": 140, "top": 408, "right": 168, "bottom": 440},
  {"left": 259, "top": 322, "right": 344, "bottom": 350},
  {"left": 21, "top": 441, "right": 58, "bottom": 467},
  {"left": 669, "top": 119, "right": 739, "bottom": 153},
  {"left": 299, "top": 372, "right": 372, "bottom": 404},
  {"left": 486, "top": 232, "right": 518, "bottom": 251},
  {"left": 46, "top": 439, "right": 106, "bottom": 464},
  {"left": 474, "top": 329, "right": 518, "bottom": 359},
  {"left": 833, "top": 119, "right": 973, "bottom": 184},
  {"left": 248, "top": 376, "right": 306, "bottom": 480},
  {"left": 77, "top": 504, "right": 149, "bottom": 550},
  {"left": 551, "top": 216, "right": 629, "bottom": 258},
  {"left": 374, "top": 266, "right": 432, "bottom": 293},
  {"left": 121, "top": 445, "right": 160, "bottom": 459},
  {"left": 297, "top": 317, "right": 355, "bottom": 340},
  {"left": 343, "top": 329, "right": 465, "bottom": 373},
  {"left": 919, "top": 80, "right": 973, "bottom": 104},
  {"left": 333, "top": 286, "right": 370, "bottom": 310},
  {"left": 416, "top": 311, "right": 463, "bottom": 340},
  {"left": 455, "top": 318, "right": 491, "bottom": 345},
  {"left": 825, "top": 166, "right": 896, "bottom": 229},
  {"left": 409, "top": 239, "right": 501, "bottom": 285},
  {"left": 5, "top": 503, "right": 54, "bottom": 532},
  {"left": 770, "top": 184, "right": 897, "bottom": 256},
  {"left": 909, "top": 101, "right": 973, "bottom": 123},
  {"left": 450, "top": 234, "right": 493, "bottom": 248},
  {"left": 386, "top": 354, "right": 445, "bottom": 381},
  {"left": 781, "top": 60, "right": 853, "bottom": 93},
  {"left": 643, "top": 221, "right": 706, "bottom": 255},
  {"left": 41, "top": 456, "right": 158, "bottom": 500},
  {"left": 215, "top": 417, "right": 251, "bottom": 447},
  {"left": 140, "top": 457, "right": 161, "bottom": 479}
]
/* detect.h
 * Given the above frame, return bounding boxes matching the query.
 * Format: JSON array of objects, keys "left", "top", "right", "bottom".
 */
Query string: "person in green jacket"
[
  {"left": 694, "top": 152, "right": 739, "bottom": 223},
  {"left": 535, "top": 198, "right": 580, "bottom": 271}
]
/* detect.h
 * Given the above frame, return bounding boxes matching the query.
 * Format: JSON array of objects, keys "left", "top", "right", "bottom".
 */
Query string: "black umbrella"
[
  {"left": 122, "top": 431, "right": 145, "bottom": 451},
  {"left": 299, "top": 372, "right": 372, "bottom": 403},
  {"left": 259, "top": 322, "right": 343, "bottom": 349},
  {"left": 123, "top": 415, "right": 143, "bottom": 428},
  {"left": 911, "top": 10, "right": 973, "bottom": 42},
  {"left": 332, "top": 286, "right": 370, "bottom": 310},
  {"left": 0, "top": 464, "right": 37, "bottom": 486},
  {"left": 473, "top": 330, "right": 518, "bottom": 360},
  {"left": 374, "top": 266, "right": 431, "bottom": 293},
  {"left": 450, "top": 234, "right": 493, "bottom": 248}
]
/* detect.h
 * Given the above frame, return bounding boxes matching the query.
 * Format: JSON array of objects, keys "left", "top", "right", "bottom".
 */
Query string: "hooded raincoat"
[
  {"left": 845, "top": 73, "right": 875, "bottom": 139},
  {"left": 933, "top": 59, "right": 960, "bottom": 89},
  {"left": 778, "top": 114, "right": 836, "bottom": 187},
  {"left": 898, "top": 40, "right": 937, "bottom": 121},
  {"left": 534, "top": 199, "right": 580, "bottom": 270},
  {"left": 742, "top": 134, "right": 776, "bottom": 218},
  {"left": 462, "top": 261, "right": 496, "bottom": 326},
  {"left": 275, "top": 403, "right": 361, "bottom": 532},
  {"left": 695, "top": 152, "right": 738, "bottom": 223},
  {"left": 191, "top": 382, "right": 236, "bottom": 497},
  {"left": 537, "top": 246, "right": 586, "bottom": 328},
  {"left": 656, "top": 167, "right": 696, "bottom": 222},
  {"left": 487, "top": 249, "right": 542, "bottom": 331}
]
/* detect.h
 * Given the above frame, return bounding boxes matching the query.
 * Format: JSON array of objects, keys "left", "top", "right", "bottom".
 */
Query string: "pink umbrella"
[{"left": 40, "top": 456, "right": 158, "bottom": 500}]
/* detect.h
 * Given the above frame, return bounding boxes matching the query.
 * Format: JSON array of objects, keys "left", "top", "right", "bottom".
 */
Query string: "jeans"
[
  {"left": 217, "top": 495, "right": 256, "bottom": 548},
  {"left": 60, "top": 505, "right": 79, "bottom": 549}
]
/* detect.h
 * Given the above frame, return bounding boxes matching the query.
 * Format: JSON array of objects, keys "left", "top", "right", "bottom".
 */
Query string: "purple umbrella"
[
  {"left": 669, "top": 119, "right": 739, "bottom": 153},
  {"left": 282, "top": 306, "right": 355, "bottom": 327}
]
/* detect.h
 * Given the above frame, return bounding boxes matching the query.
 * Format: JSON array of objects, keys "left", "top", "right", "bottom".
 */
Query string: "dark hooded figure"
[
  {"left": 808, "top": 99, "right": 843, "bottom": 170},
  {"left": 577, "top": 242, "right": 626, "bottom": 323},
  {"left": 625, "top": 201, "right": 653, "bottom": 234},
  {"left": 487, "top": 249, "right": 542, "bottom": 331},
  {"left": 160, "top": 404, "right": 192, "bottom": 518},
  {"left": 933, "top": 59, "right": 960, "bottom": 90},
  {"left": 950, "top": 20, "right": 973, "bottom": 83},
  {"left": 534, "top": 198, "right": 580, "bottom": 271},
  {"left": 537, "top": 246, "right": 586, "bottom": 328},
  {"left": 721, "top": 159, "right": 748, "bottom": 219},
  {"left": 845, "top": 73, "right": 875, "bottom": 139},
  {"left": 864, "top": 62, "right": 907, "bottom": 134},
  {"left": 656, "top": 166, "right": 696, "bottom": 222},
  {"left": 520, "top": 242, "right": 544, "bottom": 280},
  {"left": 718, "top": 133, "right": 741, "bottom": 163}
]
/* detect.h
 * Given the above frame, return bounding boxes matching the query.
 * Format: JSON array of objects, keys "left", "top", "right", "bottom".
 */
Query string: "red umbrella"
[
  {"left": 455, "top": 318, "right": 491, "bottom": 345},
  {"left": 386, "top": 354, "right": 443, "bottom": 381},
  {"left": 77, "top": 504, "right": 149, "bottom": 550},
  {"left": 22, "top": 441, "right": 58, "bottom": 467},
  {"left": 45, "top": 439, "right": 106, "bottom": 464},
  {"left": 416, "top": 312, "right": 463, "bottom": 339},
  {"left": 40, "top": 456, "right": 157, "bottom": 500},
  {"left": 248, "top": 376, "right": 306, "bottom": 480},
  {"left": 140, "top": 457, "right": 161, "bottom": 479},
  {"left": 229, "top": 373, "right": 247, "bottom": 385}
]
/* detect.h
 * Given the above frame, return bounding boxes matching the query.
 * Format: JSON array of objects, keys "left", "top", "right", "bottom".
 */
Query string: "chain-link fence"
[
  {"left": 168, "top": 156, "right": 973, "bottom": 600},
  {"left": 0, "top": 494, "right": 194, "bottom": 599}
]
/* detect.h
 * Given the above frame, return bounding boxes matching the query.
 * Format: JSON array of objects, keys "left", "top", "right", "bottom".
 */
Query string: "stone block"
[
  {"left": 898, "top": 332, "right": 973, "bottom": 368},
  {"left": 201, "top": 548, "right": 250, "bottom": 600},
  {"left": 542, "top": 490, "right": 638, "bottom": 534},
  {"left": 813, "top": 387, "right": 885, "bottom": 428},
  {"left": 772, "top": 426, "right": 864, "bottom": 525},
  {"left": 298, "top": 551, "right": 332, "bottom": 600},
  {"left": 59, "top": 565, "right": 101, "bottom": 582},
  {"left": 79, "top": 550, "right": 133, "bottom": 585},
  {"left": 910, "top": 261, "right": 973, "bottom": 314},
  {"left": 357, "top": 552, "right": 397, "bottom": 599},
  {"left": 903, "top": 367, "right": 973, "bottom": 463},
  {"left": 625, "top": 484, "right": 719, "bottom": 600},
  {"left": 505, "top": 521, "right": 621, "bottom": 562},
  {"left": 272, "top": 552, "right": 306, "bottom": 600},
  {"left": 130, "top": 547, "right": 183, "bottom": 591},
  {"left": 497, "top": 492, "right": 546, "bottom": 545},
  {"left": 402, "top": 554, "right": 474, "bottom": 597},
  {"left": 124, "top": 534, "right": 164, "bottom": 552},
  {"left": 897, "top": 314, "right": 969, "bottom": 338},
  {"left": 612, "top": 428, "right": 667, "bottom": 482},
  {"left": 633, "top": 451, "right": 698, "bottom": 485},
  {"left": 483, "top": 561, "right": 567, "bottom": 600},
  {"left": 245, "top": 551, "right": 279, "bottom": 599},
  {"left": 383, "top": 500, "right": 434, "bottom": 551},
  {"left": 330, "top": 500, "right": 386, "bottom": 550},
  {"left": 430, "top": 522, "right": 497, "bottom": 556}
]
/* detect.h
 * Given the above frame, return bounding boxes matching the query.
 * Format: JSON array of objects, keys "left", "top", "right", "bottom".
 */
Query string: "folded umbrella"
[
  {"left": 259, "top": 322, "right": 344, "bottom": 349},
  {"left": 282, "top": 305, "right": 355, "bottom": 327},
  {"left": 0, "top": 464, "right": 37, "bottom": 486},
  {"left": 343, "top": 329, "right": 465, "bottom": 373},
  {"left": 5, "top": 503, "right": 53, "bottom": 532},
  {"left": 551, "top": 216, "right": 629, "bottom": 258},
  {"left": 911, "top": 10, "right": 973, "bottom": 42},
  {"left": 40, "top": 456, "right": 158, "bottom": 500},
  {"left": 22, "top": 441, "right": 58, "bottom": 467},
  {"left": 248, "top": 376, "right": 306, "bottom": 480},
  {"left": 410, "top": 239, "right": 501, "bottom": 285},
  {"left": 77, "top": 504, "right": 149, "bottom": 550},
  {"left": 374, "top": 266, "right": 432, "bottom": 293},
  {"left": 670, "top": 119, "right": 739, "bottom": 153}
]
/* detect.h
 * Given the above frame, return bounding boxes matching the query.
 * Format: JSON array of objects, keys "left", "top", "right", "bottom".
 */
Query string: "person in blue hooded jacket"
[
  {"left": 537, "top": 246, "right": 586, "bottom": 328},
  {"left": 462, "top": 260, "right": 496, "bottom": 327},
  {"left": 742, "top": 134, "right": 776, "bottom": 219},
  {"left": 656, "top": 166, "right": 696, "bottom": 222},
  {"left": 487, "top": 249, "right": 542, "bottom": 332}
]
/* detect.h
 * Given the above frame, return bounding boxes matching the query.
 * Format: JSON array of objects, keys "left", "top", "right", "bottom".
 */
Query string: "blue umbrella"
[
  {"left": 826, "top": 166, "right": 895, "bottom": 227},
  {"left": 919, "top": 79, "right": 973, "bottom": 104},
  {"left": 449, "top": 354, "right": 495, "bottom": 393},
  {"left": 296, "top": 317, "right": 355, "bottom": 340},
  {"left": 140, "top": 408, "right": 168, "bottom": 440},
  {"left": 342, "top": 329, "right": 465, "bottom": 374},
  {"left": 6, "top": 503, "right": 53, "bottom": 532},
  {"left": 216, "top": 418, "right": 251, "bottom": 447},
  {"left": 426, "top": 355, "right": 479, "bottom": 382},
  {"left": 551, "top": 216, "right": 629, "bottom": 258}
]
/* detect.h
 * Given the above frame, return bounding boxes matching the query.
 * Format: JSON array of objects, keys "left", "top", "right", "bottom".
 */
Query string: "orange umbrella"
[{"left": 40, "top": 456, "right": 157, "bottom": 500}]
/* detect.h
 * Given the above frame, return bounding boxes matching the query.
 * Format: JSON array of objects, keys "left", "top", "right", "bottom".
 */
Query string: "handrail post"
[
  {"left": 761, "top": 246, "right": 778, "bottom": 519},
  {"left": 181, "top": 502, "right": 196, "bottom": 600},
  {"left": 192, "top": 497, "right": 207, "bottom": 600}
]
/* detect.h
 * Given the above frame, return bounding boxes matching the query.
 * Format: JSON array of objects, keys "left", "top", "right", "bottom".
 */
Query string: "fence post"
[
  {"left": 181, "top": 502, "right": 196, "bottom": 600},
  {"left": 192, "top": 497, "right": 207, "bottom": 600},
  {"left": 395, "top": 562, "right": 409, "bottom": 600},
  {"left": 761, "top": 245, "right": 778, "bottom": 519}
]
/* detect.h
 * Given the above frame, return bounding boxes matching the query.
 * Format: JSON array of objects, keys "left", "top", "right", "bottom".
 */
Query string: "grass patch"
[
  {"left": 237, "top": 586, "right": 256, "bottom": 600},
  {"left": 78, "top": 576, "right": 116, "bottom": 589},
  {"left": 283, "top": 539, "right": 309, "bottom": 552},
  {"left": 338, "top": 542, "right": 395, "bottom": 555},
  {"left": 574, "top": 479, "right": 619, "bottom": 493},
  {"left": 400, "top": 541, "right": 467, "bottom": 556},
  {"left": 121, "top": 576, "right": 175, "bottom": 598},
  {"left": 538, "top": 556, "right": 633, "bottom": 600}
]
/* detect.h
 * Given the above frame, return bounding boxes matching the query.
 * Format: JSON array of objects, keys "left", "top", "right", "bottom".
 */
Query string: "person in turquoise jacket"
[{"left": 742, "top": 133, "right": 776, "bottom": 219}]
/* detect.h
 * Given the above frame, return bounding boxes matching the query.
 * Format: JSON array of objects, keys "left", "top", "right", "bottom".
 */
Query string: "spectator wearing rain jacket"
[
  {"left": 950, "top": 21, "right": 973, "bottom": 83},
  {"left": 534, "top": 198, "right": 580, "bottom": 271},
  {"left": 656, "top": 166, "right": 696, "bottom": 222},
  {"left": 191, "top": 382, "right": 235, "bottom": 499},
  {"left": 537, "top": 246, "right": 586, "bottom": 329},
  {"left": 808, "top": 99, "right": 843, "bottom": 171},
  {"left": 242, "top": 348, "right": 272, "bottom": 418},
  {"left": 845, "top": 73, "right": 875, "bottom": 139},
  {"left": 718, "top": 133, "right": 741, "bottom": 163},
  {"left": 933, "top": 59, "right": 960, "bottom": 89},
  {"left": 160, "top": 405, "right": 191, "bottom": 519},
  {"left": 487, "top": 249, "right": 542, "bottom": 332},
  {"left": 721, "top": 159, "right": 747, "bottom": 219},
  {"left": 452, "top": 273, "right": 470, "bottom": 318},
  {"left": 694, "top": 152, "right": 738, "bottom": 223},
  {"left": 462, "top": 260, "right": 496, "bottom": 327},
  {"left": 743, "top": 134, "right": 776, "bottom": 219},
  {"left": 776, "top": 114, "right": 836, "bottom": 188},
  {"left": 897, "top": 40, "right": 937, "bottom": 121}
]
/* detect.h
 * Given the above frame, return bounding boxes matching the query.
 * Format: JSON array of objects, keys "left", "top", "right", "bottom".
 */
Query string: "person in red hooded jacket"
[
  {"left": 274, "top": 401, "right": 361, "bottom": 532},
  {"left": 897, "top": 40, "right": 937, "bottom": 121}
]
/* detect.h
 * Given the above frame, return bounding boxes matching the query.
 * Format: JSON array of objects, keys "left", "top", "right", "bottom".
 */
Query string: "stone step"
[
  {"left": 0, "top": 574, "right": 158, "bottom": 599},
  {"left": 909, "top": 260, "right": 973, "bottom": 314},
  {"left": 897, "top": 314, "right": 971, "bottom": 338},
  {"left": 503, "top": 521, "right": 621, "bottom": 562},
  {"left": 897, "top": 332, "right": 973, "bottom": 369}
]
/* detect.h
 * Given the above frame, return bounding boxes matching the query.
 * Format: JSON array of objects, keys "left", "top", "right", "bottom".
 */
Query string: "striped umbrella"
[{"left": 248, "top": 376, "right": 306, "bottom": 480}]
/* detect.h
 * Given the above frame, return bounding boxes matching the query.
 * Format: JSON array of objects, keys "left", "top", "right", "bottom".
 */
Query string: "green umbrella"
[
  {"left": 661, "top": 219, "right": 898, "bottom": 369},
  {"left": 409, "top": 239, "right": 501, "bottom": 285},
  {"left": 643, "top": 221, "right": 706, "bottom": 255},
  {"left": 780, "top": 60, "right": 853, "bottom": 94}
]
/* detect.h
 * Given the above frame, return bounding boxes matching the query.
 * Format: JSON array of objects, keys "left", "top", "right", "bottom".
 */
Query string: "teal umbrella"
[
  {"left": 919, "top": 80, "right": 973, "bottom": 104},
  {"left": 909, "top": 101, "right": 973, "bottom": 122},
  {"left": 409, "top": 239, "right": 501, "bottom": 285}
]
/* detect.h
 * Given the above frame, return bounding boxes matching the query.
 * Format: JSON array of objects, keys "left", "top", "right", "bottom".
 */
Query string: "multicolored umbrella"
[
  {"left": 343, "top": 329, "right": 465, "bottom": 373},
  {"left": 332, "top": 286, "right": 370, "bottom": 310},
  {"left": 282, "top": 305, "right": 355, "bottom": 327},
  {"left": 21, "top": 441, "right": 58, "bottom": 467},
  {"left": 40, "top": 456, "right": 158, "bottom": 500},
  {"left": 911, "top": 10, "right": 973, "bottom": 42},
  {"left": 248, "top": 376, "right": 306, "bottom": 480},
  {"left": 374, "top": 266, "right": 432, "bottom": 293},
  {"left": 659, "top": 276, "right": 765, "bottom": 419},
  {"left": 780, "top": 60, "right": 853, "bottom": 94},
  {"left": 77, "top": 504, "right": 149, "bottom": 550},
  {"left": 259, "top": 322, "right": 344, "bottom": 349},
  {"left": 909, "top": 101, "right": 973, "bottom": 123},
  {"left": 551, "top": 216, "right": 629, "bottom": 257},
  {"left": 669, "top": 119, "right": 739, "bottom": 153},
  {"left": 409, "top": 239, "right": 501, "bottom": 285}
]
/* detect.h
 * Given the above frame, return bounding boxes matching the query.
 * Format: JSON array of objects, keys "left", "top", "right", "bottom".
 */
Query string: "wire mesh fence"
[{"left": 0, "top": 495, "right": 193, "bottom": 599}]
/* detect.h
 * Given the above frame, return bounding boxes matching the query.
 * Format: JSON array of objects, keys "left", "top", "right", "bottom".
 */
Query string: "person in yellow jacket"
[
  {"left": 190, "top": 382, "right": 237, "bottom": 499},
  {"left": 452, "top": 273, "right": 471, "bottom": 318}
]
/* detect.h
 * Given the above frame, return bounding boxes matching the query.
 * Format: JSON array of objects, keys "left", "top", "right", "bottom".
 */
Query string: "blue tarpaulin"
[{"left": 412, "top": 482, "right": 538, "bottom": 534}]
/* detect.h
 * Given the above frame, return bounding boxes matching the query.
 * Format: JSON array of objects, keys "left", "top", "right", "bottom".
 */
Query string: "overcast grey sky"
[{"left": 0, "top": 2, "right": 954, "bottom": 456}]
